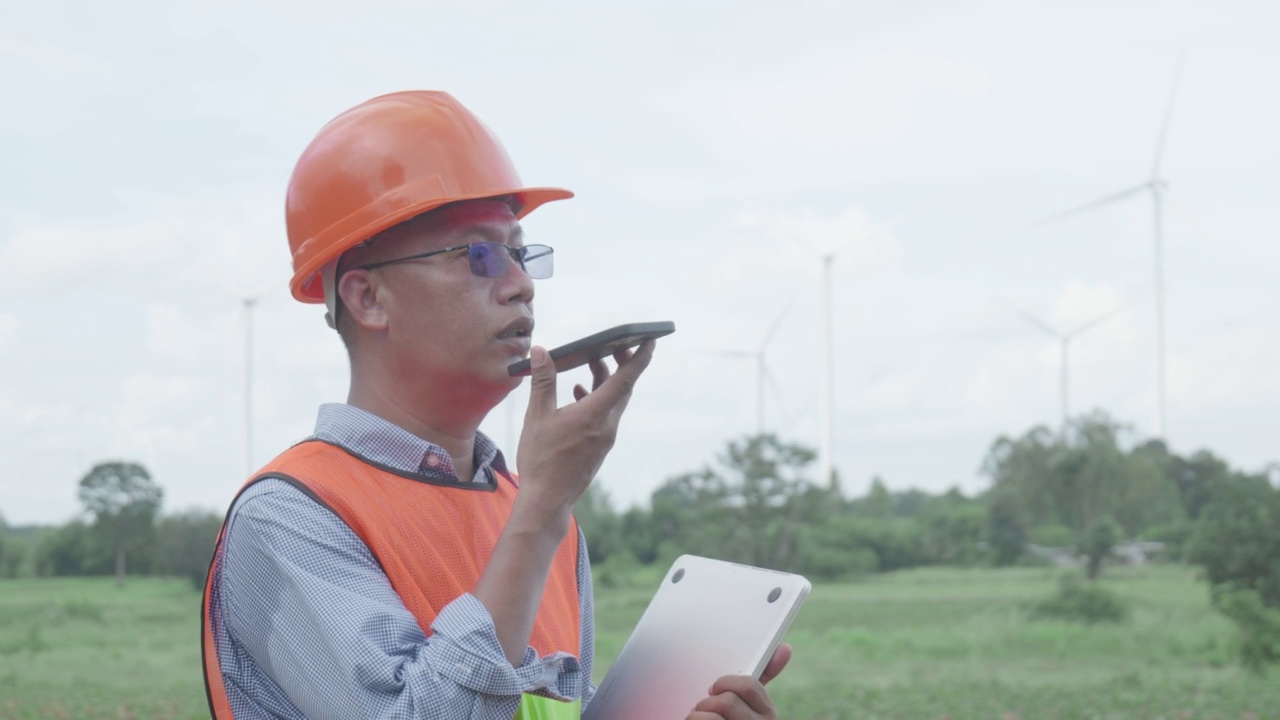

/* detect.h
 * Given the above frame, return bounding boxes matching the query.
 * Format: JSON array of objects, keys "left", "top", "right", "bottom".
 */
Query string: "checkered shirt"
[{"left": 208, "top": 403, "right": 596, "bottom": 719}]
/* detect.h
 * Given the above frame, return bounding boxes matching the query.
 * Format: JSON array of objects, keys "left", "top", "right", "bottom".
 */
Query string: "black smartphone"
[{"left": 507, "top": 321, "right": 675, "bottom": 376}]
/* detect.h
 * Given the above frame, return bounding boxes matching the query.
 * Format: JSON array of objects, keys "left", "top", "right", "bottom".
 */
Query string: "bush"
[
  {"left": 155, "top": 509, "right": 224, "bottom": 590},
  {"left": 1082, "top": 516, "right": 1121, "bottom": 580},
  {"left": 987, "top": 493, "right": 1026, "bottom": 567},
  {"left": 2, "top": 536, "right": 29, "bottom": 578},
  {"left": 34, "top": 521, "right": 113, "bottom": 577},
  {"left": 1028, "top": 524, "right": 1076, "bottom": 548},
  {"left": 1029, "top": 572, "right": 1129, "bottom": 624},
  {"left": 1187, "top": 477, "right": 1280, "bottom": 608},
  {"left": 1186, "top": 475, "right": 1280, "bottom": 672},
  {"left": 1213, "top": 585, "right": 1280, "bottom": 674},
  {"left": 593, "top": 549, "right": 641, "bottom": 589},
  {"left": 794, "top": 540, "right": 878, "bottom": 581},
  {"left": 1141, "top": 522, "right": 1194, "bottom": 561},
  {"left": 791, "top": 515, "right": 921, "bottom": 579},
  {"left": 918, "top": 502, "right": 986, "bottom": 566}
]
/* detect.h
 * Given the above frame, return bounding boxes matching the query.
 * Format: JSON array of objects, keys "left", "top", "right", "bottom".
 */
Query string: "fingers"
[
  {"left": 588, "top": 356, "right": 610, "bottom": 391},
  {"left": 706, "top": 676, "right": 771, "bottom": 712},
  {"left": 687, "top": 693, "right": 750, "bottom": 720},
  {"left": 515, "top": 340, "right": 658, "bottom": 525},
  {"left": 524, "top": 347, "right": 558, "bottom": 418},
  {"left": 582, "top": 339, "right": 655, "bottom": 410},
  {"left": 611, "top": 344, "right": 634, "bottom": 366},
  {"left": 573, "top": 358, "right": 615, "bottom": 404},
  {"left": 689, "top": 674, "right": 775, "bottom": 719},
  {"left": 759, "top": 643, "right": 792, "bottom": 686},
  {"left": 566, "top": 340, "right": 656, "bottom": 410}
]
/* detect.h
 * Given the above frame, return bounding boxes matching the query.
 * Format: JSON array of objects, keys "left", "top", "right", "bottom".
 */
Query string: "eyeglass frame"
[{"left": 353, "top": 241, "right": 555, "bottom": 279}]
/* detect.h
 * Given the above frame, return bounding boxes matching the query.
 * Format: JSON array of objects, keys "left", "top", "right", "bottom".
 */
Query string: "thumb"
[
  {"left": 525, "top": 347, "right": 558, "bottom": 418},
  {"left": 759, "top": 643, "right": 792, "bottom": 686}
]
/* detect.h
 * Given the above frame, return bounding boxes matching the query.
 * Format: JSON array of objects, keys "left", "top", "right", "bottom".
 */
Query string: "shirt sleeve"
[
  {"left": 577, "top": 525, "right": 598, "bottom": 710},
  {"left": 218, "top": 477, "right": 587, "bottom": 720}
]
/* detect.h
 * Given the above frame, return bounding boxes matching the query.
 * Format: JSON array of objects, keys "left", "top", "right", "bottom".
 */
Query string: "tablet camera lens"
[
  {"left": 672, "top": 569, "right": 685, "bottom": 584},
  {"left": 767, "top": 587, "right": 782, "bottom": 603}
]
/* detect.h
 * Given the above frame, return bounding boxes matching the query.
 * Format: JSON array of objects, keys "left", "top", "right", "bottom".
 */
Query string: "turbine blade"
[
  {"left": 703, "top": 349, "right": 755, "bottom": 359},
  {"left": 763, "top": 364, "right": 787, "bottom": 417},
  {"left": 760, "top": 291, "right": 799, "bottom": 350},
  {"left": 237, "top": 279, "right": 287, "bottom": 301},
  {"left": 944, "top": 326, "right": 1039, "bottom": 343},
  {"left": 1028, "top": 184, "right": 1150, "bottom": 228},
  {"left": 1067, "top": 298, "right": 1139, "bottom": 338},
  {"left": 786, "top": 234, "right": 822, "bottom": 258},
  {"left": 781, "top": 388, "right": 818, "bottom": 435},
  {"left": 1153, "top": 50, "right": 1188, "bottom": 180},
  {"left": 831, "top": 216, "right": 902, "bottom": 260},
  {"left": 1001, "top": 298, "right": 1062, "bottom": 339}
]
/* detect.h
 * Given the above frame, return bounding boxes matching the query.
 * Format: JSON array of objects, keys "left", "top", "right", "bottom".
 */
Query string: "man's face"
[{"left": 346, "top": 199, "right": 537, "bottom": 394}]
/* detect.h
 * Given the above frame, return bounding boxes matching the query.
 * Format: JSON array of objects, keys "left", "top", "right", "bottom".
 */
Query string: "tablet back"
[{"left": 583, "top": 555, "right": 809, "bottom": 720}]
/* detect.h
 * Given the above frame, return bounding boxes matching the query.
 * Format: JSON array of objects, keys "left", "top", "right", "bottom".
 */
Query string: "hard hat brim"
[{"left": 291, "top": 186, "right": 573, "bottom": 304}]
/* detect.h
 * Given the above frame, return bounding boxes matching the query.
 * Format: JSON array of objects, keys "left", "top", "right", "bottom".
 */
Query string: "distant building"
[
  {"left": 1024, "top": 540, "right": 1167, "bottom": 567},
  {"left": 1026, "top": 543, "right": 1079, "bottom": 567},
  {"left": 1112, "top": 540, "right": 1166, "bottom": 565}
]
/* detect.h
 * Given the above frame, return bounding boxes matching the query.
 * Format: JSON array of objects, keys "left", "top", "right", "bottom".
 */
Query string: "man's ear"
[{"left": 338, "top": 269, "right": 389, "bottom": 333}]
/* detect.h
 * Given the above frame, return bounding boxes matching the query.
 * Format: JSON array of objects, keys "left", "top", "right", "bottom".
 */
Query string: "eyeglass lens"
[{"left": 468, "top": 243, "right": 554, "bottom": 280}]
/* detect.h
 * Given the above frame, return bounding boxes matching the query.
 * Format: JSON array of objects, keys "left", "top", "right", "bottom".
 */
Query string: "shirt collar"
[{"left": 311, "top": 403, "right": 508, "bottom": 484}]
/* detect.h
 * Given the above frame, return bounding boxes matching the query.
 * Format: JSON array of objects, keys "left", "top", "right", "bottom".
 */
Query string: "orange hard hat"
[{"left": 285, "top": 90, "right": 573, "bottom": 304}]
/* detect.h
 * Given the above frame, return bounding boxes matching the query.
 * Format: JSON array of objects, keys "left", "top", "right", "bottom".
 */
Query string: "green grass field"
[{"left": 1, "top": 566, "right": 1276, "bottom": 719}]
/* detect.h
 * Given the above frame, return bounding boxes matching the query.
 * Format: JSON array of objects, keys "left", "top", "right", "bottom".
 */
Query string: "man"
[{"left": 201, "top": 90, "right": 790, "bottom": 719}]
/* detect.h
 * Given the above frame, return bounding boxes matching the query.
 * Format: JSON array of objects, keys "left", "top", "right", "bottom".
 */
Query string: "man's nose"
[{"left": 500, "top": 258, "right": 536, "bottom": 305}]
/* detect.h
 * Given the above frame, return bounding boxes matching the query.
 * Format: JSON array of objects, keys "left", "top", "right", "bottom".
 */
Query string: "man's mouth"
[{"left": 498, "top": 317, "right": 534, "bottom": 340}]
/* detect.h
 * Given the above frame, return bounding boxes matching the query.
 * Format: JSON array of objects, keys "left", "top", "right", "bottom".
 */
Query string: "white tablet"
[{"left": 583, "top": 555, "right": 810, "bottom": 720}]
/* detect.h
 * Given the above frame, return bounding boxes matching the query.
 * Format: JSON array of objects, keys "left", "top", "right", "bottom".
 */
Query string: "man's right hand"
[
  {"left": 475, "top": 338, "right": 654, "bottom": 667},
  {"left": 514, "top": 339, "right": 656, "bottom": 530}
]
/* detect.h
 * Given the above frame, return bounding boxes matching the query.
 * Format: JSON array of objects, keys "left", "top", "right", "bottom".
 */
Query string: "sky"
[{"left": 1, "top": 0, "right": 1277, "bottom": 525}]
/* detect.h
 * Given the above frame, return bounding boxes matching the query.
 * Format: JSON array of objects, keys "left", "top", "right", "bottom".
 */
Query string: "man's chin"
[{"left": 482, "top": 357, "right": 526, "bottom": 393}]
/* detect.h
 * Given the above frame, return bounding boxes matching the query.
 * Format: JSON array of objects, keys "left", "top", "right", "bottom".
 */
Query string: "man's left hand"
[{"left": 685, "top": 643, "right": 792, "bottom": 720}]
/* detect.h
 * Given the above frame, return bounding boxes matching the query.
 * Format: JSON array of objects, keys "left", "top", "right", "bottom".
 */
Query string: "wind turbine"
[
  {"left": 805, "top": 221, "right": 896, "bottom": 488},
  {"left": 712, "top": 298, "right": 795, "bottom": 435},
  {"left": 241, "top": 281, "right": 284, "bottom": 476},
  {"left": 1032, "top": 57, "right": 1186, "bottom": 439},
  {"left": 1007, "top": 300, "right": 1134, "bottom": 429}
]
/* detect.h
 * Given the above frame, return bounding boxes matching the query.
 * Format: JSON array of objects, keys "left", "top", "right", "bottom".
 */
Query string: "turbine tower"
[
  {"left": 242, "top": 282, "right": 283, "bottom": 476},
  {"left": 818, "top": 250, "right": 840, "bottom": 487},
  {"left": 1008, "top": 301, "right": 1133, "bottom": 429},
  {"left": 713, "top": 298, "right": 794, "bottom": 434},
  {"left": 796, "top": 220, "right": 896, "bottom": 487},
  {"left": 1033, "top": 57, "right": 1185, "bottom": 439}
]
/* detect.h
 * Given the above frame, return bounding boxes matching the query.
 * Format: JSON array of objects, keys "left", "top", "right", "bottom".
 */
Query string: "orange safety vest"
[{"left": 202, "top": 440, "right": 583, "bottom": 719}]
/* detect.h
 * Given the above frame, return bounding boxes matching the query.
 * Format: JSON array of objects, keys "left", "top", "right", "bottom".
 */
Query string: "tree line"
[
  {"left": 570, "top": 411, "right": 1279, "bottom": 669},
  {"left": 0, "top": 461, "right": 222, "bottom": 589},
  {"left": 576, "top": 413, "right": 1273, "bottom": 580},
  {"left": 2, "top": 411, "right": 1277, "bottom": 667}
]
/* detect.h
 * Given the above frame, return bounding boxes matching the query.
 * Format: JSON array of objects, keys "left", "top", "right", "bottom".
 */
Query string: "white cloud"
[
  {"left": 144, "top": 302, "right": 238, "bottom": 366},
  {"left": 0, "top": 313, "right": 16, "bottom": 353},
  {"left": 733, "top": 207, "right": 900, "bottom": 270},
  {"left": 1174, "top": 324, "right": 1280, "bottom": 407},
  {"left": 0, "top": 221, "right": 175, "bottom": 298},
  {"left": 1052, "top": 282, "right": 1139, "bottom": 342},
  {"left": 2, "top": 0, "right": 1279, "bottom": 521},
  {"left": 0, "top": 191, "right": 285, "bottom": 303},
  {"left": 18, "top": 399, "right": 81, "bottom": 438},
  {"left": 120, "top": 371, "right": 199, "bottom": 427}
]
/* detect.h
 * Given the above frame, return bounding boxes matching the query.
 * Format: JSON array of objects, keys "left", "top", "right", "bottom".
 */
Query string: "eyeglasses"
[{"left": 355, "top": 242, "right": 554, "bottom": 280}]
